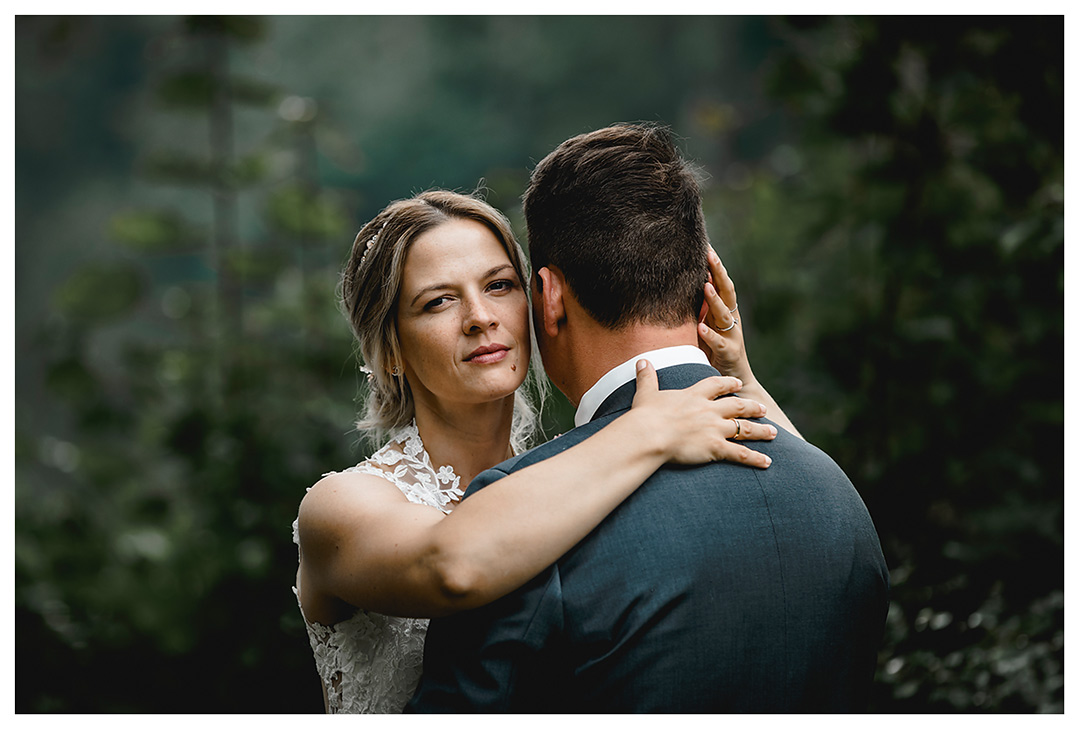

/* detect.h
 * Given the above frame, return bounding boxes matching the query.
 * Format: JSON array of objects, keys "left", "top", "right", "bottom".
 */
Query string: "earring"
[{"left": 391, "top": 365, "right": 403, "bottom": 377}]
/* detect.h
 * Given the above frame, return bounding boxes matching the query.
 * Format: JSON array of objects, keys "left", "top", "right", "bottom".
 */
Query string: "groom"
[{"left": 407, "top": 123, "right": 889, "bottom": 712}]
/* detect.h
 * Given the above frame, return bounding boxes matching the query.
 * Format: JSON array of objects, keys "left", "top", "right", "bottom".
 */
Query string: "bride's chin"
[
  {"left": 483, "top": 364, "right": 529, "bottom": 394},
  {"left": 485, "top": 380, "right": 525, "bottom": 404},
  {"left": 453, "top": 364, "right": 528, "bottom": 404},
  {"left": 484, "top": 383, "right": 522, "bottom": 403}
]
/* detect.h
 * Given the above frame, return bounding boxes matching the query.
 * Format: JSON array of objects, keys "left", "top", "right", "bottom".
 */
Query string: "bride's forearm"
[
  {"left": 423, "top": 408, "right": 669, "bottom": 611},
  {"left": 739, "top": 378, "right": 804, "bottom": 441}
]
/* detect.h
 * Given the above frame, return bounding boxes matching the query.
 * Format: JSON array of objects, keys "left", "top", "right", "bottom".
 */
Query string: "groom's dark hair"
[{"left": 522, "top": 122, "right": 710, "bottom": 329}]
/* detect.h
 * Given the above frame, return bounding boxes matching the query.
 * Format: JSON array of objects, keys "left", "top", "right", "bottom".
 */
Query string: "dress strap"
[{"left": 324, "top": 420, "right": 464, "bottom": 514}]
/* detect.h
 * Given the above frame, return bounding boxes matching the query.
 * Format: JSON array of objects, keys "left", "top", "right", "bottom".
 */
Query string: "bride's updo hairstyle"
[{"left": 340, "top": 189, "right": 545, "bottom": 453}]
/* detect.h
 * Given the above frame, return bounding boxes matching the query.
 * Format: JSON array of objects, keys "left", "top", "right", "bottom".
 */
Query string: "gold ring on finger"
[{"left": 732, "top": 419, "right": 741, "bottom": 439}]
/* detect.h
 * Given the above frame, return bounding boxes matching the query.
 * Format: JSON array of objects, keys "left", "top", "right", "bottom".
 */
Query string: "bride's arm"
[
  {"left": 698, "top": 247, "right": 805, "bottom": 441},
  {"left": 298, "top": 362, "right": 777, "bottom": 620}
]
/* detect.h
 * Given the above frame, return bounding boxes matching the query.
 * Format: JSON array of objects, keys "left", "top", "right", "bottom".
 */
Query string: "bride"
[{"left": 293, "top": 190, "right": 794, "bottom": 713}]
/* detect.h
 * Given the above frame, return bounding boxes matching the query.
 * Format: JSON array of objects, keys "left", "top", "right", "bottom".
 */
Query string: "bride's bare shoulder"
[
  {"left": 308, "top": 465, "right": 399, "bottom": 493},
  {"left": 298, "top": 467, "right": 409, "bottom": 539}
]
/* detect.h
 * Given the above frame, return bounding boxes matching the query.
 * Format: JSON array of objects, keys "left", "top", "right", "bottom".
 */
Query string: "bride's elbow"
[{"left": 426, "top": 551, "right": 490, "bottom": 614}]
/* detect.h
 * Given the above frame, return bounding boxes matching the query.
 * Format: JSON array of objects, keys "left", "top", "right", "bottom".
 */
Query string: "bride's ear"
[{"left": 536, "top": 267, "right": 565, "bottom": 339}]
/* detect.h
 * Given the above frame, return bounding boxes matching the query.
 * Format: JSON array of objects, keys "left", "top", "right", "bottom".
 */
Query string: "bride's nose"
[{"left": 462, "top": 295, "right": 498, "bottom": 334}]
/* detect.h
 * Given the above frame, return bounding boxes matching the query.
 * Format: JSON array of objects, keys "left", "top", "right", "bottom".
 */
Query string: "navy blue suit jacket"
[{"left": 408, "top": 364, "right": 889, "bottom": 712}]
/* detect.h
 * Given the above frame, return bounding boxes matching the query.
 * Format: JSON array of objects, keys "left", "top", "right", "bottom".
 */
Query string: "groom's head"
[
  {"left": 523, "top": 123, "right": 711, "bottom": 400},
  {"left": 524, "top": 123, "right": 710, "bottom": 328}
]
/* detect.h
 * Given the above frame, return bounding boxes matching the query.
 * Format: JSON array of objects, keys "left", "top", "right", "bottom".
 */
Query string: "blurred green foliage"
[
  {"left": 15, "top": 15, "right": 1062, "bottom": 713},
  {"left": 708, "top": 16, "right": 1063, "bottom": 712}
]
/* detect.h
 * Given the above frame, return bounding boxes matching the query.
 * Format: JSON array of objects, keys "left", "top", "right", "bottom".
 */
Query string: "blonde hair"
[{"left": 339, "top": 189, "right": 547, "bottom": 453}]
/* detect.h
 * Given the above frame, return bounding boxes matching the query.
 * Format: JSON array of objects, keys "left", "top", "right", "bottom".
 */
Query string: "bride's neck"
[{"left": 412, "top": 396, "right": 516, "bottom": 487}]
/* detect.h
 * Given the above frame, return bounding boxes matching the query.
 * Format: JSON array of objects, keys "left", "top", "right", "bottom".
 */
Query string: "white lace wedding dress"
[{"left": 292, "top": 421, "right": 464, "bottom": 714}]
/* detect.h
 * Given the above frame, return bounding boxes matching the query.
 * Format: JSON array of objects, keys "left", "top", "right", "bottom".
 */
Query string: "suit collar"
[
  {"left": 574, "top": 345, "right": 710, "bottom": 427},
  {"left": 591, "top": 362, "right": 722, "bottom": 423}
]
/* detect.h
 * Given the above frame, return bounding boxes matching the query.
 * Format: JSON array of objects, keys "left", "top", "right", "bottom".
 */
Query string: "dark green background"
[{"left": 15, "top": 15, "right": 1063, "bottom": 713}]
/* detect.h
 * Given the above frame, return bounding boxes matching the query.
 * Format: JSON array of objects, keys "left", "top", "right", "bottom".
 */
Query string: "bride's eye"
[
  {"left": 487, "top": 279, "right": 516, "bottom": 294},
  {"left": 424, "top": 295, "right": 451, "bottom": 311}
]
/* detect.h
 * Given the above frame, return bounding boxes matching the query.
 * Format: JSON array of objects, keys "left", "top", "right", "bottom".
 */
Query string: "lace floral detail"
[
  {"left": 292, "top": 420, "right": 462, "bottom": 713},
  {"left": 293, "top": 596, "right": 428, "bottom": 713},
  {"left": 360, "top": 420, "right": 464, "bottom": 511}
]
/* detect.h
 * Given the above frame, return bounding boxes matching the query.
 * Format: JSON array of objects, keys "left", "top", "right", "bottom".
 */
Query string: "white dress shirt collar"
[{"left": 573, "top": 345, "right": 710, "bottom": 427}]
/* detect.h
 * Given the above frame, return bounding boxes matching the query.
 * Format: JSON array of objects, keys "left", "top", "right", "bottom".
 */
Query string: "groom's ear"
[{"left": 536, "top": 266, "right": 565, "bottom": 339}]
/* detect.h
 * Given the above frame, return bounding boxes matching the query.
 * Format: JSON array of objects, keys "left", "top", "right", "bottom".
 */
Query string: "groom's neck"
[{"left": 559, "top": 318, "right": 700, "bottom": 407}]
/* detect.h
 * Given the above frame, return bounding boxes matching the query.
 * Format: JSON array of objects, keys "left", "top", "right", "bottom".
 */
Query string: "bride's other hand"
[
  {"left": 631, "top": 360, "right": 775, "bottom": 469},
  {"left": 698, "top": 247, "right": 755, "bottom": 383},
  {"left": 697, "top": 248, "right": 806, "bottom": 442}
]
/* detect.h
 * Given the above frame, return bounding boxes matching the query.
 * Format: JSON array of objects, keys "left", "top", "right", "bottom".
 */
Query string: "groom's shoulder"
[
  {"left": 517, "top": 418, "right": 614, "bottom": 469},
  {"left": 464, "top": 419, "right": 612, "bottom": 497},
  {"left": 772, "top": 425, "right": 853, "bottom": 479}
]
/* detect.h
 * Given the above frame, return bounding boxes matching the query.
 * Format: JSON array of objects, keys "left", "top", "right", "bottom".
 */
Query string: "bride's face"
[{"left": 395, "top": 217, "right": 531, "bottom": 412}]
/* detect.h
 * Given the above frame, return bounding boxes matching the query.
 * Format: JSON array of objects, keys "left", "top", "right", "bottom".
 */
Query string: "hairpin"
[{"left": 360, "top": 221, "right": 388, "bottom": 267}]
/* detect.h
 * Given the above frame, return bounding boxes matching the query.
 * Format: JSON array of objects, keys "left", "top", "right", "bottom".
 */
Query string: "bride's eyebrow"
[
  {"left": 408, "top": 265, "right": 516, "bottom": 308},
  {"left": 483, "top": 264, "right": 516, "bottom": 280}
]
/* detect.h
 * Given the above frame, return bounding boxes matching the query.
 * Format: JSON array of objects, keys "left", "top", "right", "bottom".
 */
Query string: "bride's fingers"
[
  {"left": 713, "top": 396, "right": 768, "bottom": 419},
  {"left": 699, "top": 321, "right": 734, "bottom": 360},
  {"left": 726, "top": 418, "right": 777, "bottom": 442},
  {"left": 719, "top": 442, "right": 773, "bottom": 469},
  {"left": 707, "top": 248, "right": 738, "bottom": 313},
  {"left": 690, "top": 375, "right": 743, "bottom": 399},
  {"left": 704, "top": 282, "right": 736, "bottom": 332},
  {"left": 631, "top": 359, "right": 659, "bottom": 405},
  {"left": 717, "top": 397, "right": 768, "bottom": 412}
]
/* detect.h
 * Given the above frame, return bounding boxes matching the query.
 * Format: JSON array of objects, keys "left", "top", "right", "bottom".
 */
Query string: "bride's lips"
[{"left": 464, "top": 343, "right": 510, "bottom": 364}]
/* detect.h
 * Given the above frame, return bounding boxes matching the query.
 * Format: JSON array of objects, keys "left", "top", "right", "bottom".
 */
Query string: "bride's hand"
[
  {"left": 696, "top": 248, "right": 807, "bottom": 442},
  {"left": 631, "top": 360, "right": 776, "bottom": 469},
  {"left": 697, "top": 248, "right": 755, "bottom": 385}
]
